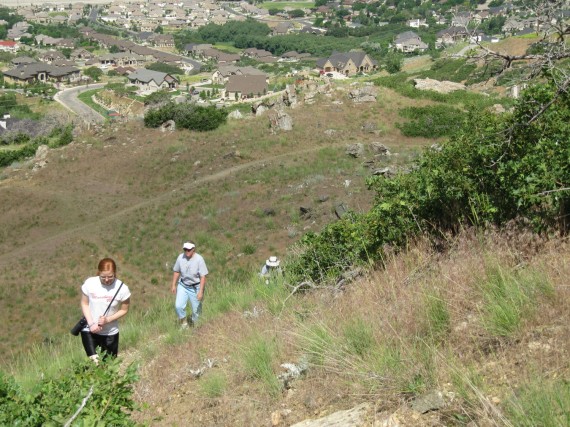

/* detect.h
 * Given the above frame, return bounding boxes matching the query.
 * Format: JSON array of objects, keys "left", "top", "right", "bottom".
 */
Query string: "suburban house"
[
  {"left": 0, "top": 40, "right": 20, "bottom": 53},
  {"left": 242, "top": 48, "right": 273, "bottom": 59},
  {"left": 316, "top": 51, "right": 377, "bottom": 76},
  {"left": 224, "top": 75, "right": 268, "bottom": 100},
  {"left": 407, "top": 18, "right": 428, "bottom": 28},
  {"left": 212, "top": 65, "right": 267, "bottom": 85},
  {"left": 3, "top": 63, "right": 80, "bottom": 85},
  {"left": 11, "top": 56, "right": 36, "bottom": 66},
  {"left": 200, "top": 48, "right": 240, "bottom": 63},
  {"left": 279, "top": 51, "right": 311, "bottom": 62},
  {"left": 436, "top": 27, "right": 470, "bottom": 47},
  {"left": 126, "top": 68, "right": 179, "bottom": 93},
  {"left": 393, "top": 31, "right": 428, "bottom": 53}
]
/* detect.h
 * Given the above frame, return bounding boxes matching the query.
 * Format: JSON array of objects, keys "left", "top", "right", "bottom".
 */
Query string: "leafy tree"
[
  {"left": 143, "top": 90, "right": 171, "bottom": 106},
  {"left": 384, "top": 52, "right": 403, "bottom": 73},
  {"left": 83, "top": 66, "right": 103, "bottom": 81},
  {"left": 146, "top": 62, "right": 184, "bottom": 75},
  {"left": 289, "top": 9, "right": 305, "bottom": 18},
  {"left": 109, "top": 44, "right": 120, "bottom": 53}
]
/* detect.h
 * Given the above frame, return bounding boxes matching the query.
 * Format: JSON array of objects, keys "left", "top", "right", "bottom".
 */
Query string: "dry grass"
[
  {"left": 2, "top": 79, "right": 567, "bottom": 425},
  {"left": 0, "top": 85, "right": 429, "bottom": 363},
  {"left": 129, "top": 231, "right": 569, "bottom": 425}
]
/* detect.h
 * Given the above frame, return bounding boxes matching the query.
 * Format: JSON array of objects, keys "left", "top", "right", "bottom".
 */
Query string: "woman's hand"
[
  {"left": 98, "top": 315, "right": 108, "bottom": 326},
  {"left": 89, "top": 322, "right": 101, "bottom": 333}
]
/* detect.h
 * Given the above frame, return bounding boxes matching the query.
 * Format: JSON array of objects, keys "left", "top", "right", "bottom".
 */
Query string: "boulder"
[
  {"left": 283, "top": 84, "right": 299, "bottom": 108},
  {"left": 348, "top": 85, "right": 377, "bottom": 103},
  {"left": 269, "top": 109, "right": 293, "bottom": 132},
  {"left": 370, "top": 142, "right": 391, "bottom": 156},
  {"left": 413, "top": 78, "right": 466, "bottom": 94},
  {"left": 346, "top": 143, "right": 364, "bottom": 158},
  {"left": 228, "top": 110, "right": 243, "bottom": 120}
]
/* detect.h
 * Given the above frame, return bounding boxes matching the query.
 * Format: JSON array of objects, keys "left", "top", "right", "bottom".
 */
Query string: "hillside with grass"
[{"left": 0, "top": 70, "right": 568, "bottom": 426}]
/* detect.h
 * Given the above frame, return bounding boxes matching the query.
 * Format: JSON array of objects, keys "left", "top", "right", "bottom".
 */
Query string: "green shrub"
[
  {"left": 397, "top": 104, "right": 467, "bottom": 138},
  {"left": 0, "top": 357, "right": 138, "bottom": 425},
  {"left": 416, "top": 58, "right": 476, "bottom": 83},
  {"left": 286, "top": 82, "right": 570, "bottom": 284},
  {"left": 144, "top": 102, "right": 228, "bottom": 131}
]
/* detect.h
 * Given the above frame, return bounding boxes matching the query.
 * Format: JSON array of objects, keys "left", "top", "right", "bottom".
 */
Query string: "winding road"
[{"left": 54, "top": 83, "right": 107, "bottom": 124}]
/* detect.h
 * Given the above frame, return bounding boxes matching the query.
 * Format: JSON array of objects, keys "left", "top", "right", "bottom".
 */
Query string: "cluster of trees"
[{"left": 144, "top": 103, "right": 228, "bottom": 131}]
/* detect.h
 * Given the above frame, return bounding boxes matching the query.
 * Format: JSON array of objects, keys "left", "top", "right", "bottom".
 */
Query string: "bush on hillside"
[
  {"left": 287, "top": 82, "right": 570, "bottom": 283},
  {"left": 396, "top": 105, "right": 467, "bottom": 138},
  {"left": 144, "top": 102, "right": 228, "bottom": 131},
  {"left": 0, "top": 357, "right": 138, "bottom": 425}
]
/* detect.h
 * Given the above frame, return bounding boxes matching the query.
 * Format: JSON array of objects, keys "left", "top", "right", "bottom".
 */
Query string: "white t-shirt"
[{"left": 81, "top": 276, "right": 131, "bottom": 336}]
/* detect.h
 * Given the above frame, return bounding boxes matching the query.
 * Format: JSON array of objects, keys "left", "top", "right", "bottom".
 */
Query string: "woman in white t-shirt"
[{"left": 80, "top": 258, "right": 131, "bottom": 364}]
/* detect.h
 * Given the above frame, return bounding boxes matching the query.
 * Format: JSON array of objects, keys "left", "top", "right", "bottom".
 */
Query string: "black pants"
[{"left": 81, "top": 331, "right": 119, "bottom": 358}]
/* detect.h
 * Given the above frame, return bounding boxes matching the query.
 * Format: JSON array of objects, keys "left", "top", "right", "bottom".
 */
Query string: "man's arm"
[
  {"left": 197, "top": 275, "right": 206, "bottom": 301},
  {"left": 171, "top": 271, "right": 180, "bottom": 294}
]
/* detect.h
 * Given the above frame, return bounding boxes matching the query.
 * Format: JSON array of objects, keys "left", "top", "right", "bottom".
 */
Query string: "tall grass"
[
  {"left": 479, "top": 265, "right": 553, "bottom": 337},
  {"left": 505, "top": 377, "right": 570, "bottom": 426},
  {"left": 239, "top": 333, "right": 281, "bottom": 397}
]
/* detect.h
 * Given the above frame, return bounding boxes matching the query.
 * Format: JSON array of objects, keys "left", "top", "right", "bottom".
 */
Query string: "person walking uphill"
[
  {"left": 80, "top": 258, "right": 131, "bottom": 364},
  {"left": 171, "top": 242, "right": 208, "bottom": 329}
]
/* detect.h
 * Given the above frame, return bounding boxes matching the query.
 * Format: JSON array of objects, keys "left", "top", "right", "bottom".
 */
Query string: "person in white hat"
[
  {"left": 171, "top": 241, "right": 208, "bottom": 329},
  {"left": 260, "top": 256, "right": 282, "bottom": 284}
]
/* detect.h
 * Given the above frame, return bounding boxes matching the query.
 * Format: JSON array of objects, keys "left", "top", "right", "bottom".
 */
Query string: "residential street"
[{"left": 53, "top": 83, "right": 106, "bottom": 124}]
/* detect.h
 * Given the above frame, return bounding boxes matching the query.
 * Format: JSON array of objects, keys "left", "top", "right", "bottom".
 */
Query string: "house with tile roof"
[
  {"left": 225, "top": 75, "right": 268, "bottom": 100},
  {"left": 393, "top": 31, "right": 428, "bottom": 53},
  {"left": 126, "top": 68, "right": 179, "bottom": 93},
  {"left": 316, "top": 51, "right": 377, "bottom": 76},
  {"left": 3, "top": 63, "right": 80, "bottom": 85}
]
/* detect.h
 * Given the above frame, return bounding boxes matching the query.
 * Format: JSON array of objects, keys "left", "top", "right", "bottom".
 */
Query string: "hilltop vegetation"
[
  {"left": 1, "top": 1, "right": 569, "bottom": 422},
  {"left": 0, "top": 73, "right": 568, "bottom": 424}
]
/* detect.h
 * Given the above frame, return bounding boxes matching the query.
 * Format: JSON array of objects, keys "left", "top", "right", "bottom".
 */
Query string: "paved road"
[{"left": 54, "top": 83, "right": 106, "bottom": 124}]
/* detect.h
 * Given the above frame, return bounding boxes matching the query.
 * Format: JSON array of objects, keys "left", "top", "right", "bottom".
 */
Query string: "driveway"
[{"left": 54, "top": 83, "right": 106, "bottom": 124}]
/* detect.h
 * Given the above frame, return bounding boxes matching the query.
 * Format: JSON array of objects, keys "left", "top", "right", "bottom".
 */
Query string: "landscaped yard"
[{"left": 259, "top": 1, "right": 314, "bottom": 9}]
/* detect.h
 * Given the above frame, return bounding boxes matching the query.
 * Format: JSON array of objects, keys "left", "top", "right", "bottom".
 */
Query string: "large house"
[
  {"left": 225, "top": 75, "right": 267, "bottom": 100},
  {"left": 212, "top": 65, "right": 267, "bottom": 85},
  {"left": 3, "top": 62, "right": 80, "bottom": 84},
  {"left": 393, "top": 31, "right": 428, "bottom": 53},
  {"left": 126, "top": 69, "right": 179, "bottom": 93},
  {"left": 0, "top": 40, "right": 20, "bottom": 53},
  {"left": 316, "top": 52, "right": 377, "bottom": 76}
]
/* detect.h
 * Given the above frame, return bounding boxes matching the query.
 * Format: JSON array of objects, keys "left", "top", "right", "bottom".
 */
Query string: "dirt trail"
[{"left": 0, "top": 143, "right": 335, "bottom": 267}]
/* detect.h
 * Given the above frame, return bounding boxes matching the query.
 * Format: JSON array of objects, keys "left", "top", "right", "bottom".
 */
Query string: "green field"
[{"left": 259, "top": 1, "right": 314, "bottom": 9}]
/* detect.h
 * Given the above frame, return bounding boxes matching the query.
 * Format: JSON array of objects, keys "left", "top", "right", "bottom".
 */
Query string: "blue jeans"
[{"left": 175, "top": 283, "right": 201, "bottom": 323}]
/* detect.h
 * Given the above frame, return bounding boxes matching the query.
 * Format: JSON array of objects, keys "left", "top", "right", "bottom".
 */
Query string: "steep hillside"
[{"left": 0, "top": 82, "right": 430, "bottom": 363}]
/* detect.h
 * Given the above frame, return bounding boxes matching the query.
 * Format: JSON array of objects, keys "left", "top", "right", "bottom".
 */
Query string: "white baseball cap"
[{"left": 183, "top": 242, "right": 195, "bottom": 250}]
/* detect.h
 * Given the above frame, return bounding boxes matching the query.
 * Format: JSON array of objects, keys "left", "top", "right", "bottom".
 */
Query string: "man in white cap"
[
  {"left": 260, "top": 256, "right": 282, "bottom": 284},
  {"left": 171, "top": 241, "right": 208, "bottom": 329}
]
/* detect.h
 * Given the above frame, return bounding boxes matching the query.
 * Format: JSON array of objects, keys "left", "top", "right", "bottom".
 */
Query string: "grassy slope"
[
  {"left": 0, "top": 82, "right": 428, "bottom": 364},
  {"left": 1, "top": 77, "right": 568, "bottom": 425}
]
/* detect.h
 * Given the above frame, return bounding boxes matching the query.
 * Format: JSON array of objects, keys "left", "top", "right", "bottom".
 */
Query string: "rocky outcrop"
[
  {"left": 348, "top": 84, "right": 377, "bottom": 103},
  {"left": 413, "top": 78, "right": 466, "bottom": 93},
  {"left": 269, "top": 109, "right": 293, "bottom": 132}
]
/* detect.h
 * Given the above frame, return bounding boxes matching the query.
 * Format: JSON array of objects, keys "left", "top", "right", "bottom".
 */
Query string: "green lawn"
[
  {"left": 77, "top": 89, "right": 109, "bottom": 117},
  {"left": 213, "top": 43, "right": 241, "bottom": 53},
  {"left": 259, "top": 1, "right": 314, "bottom": 9}
]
